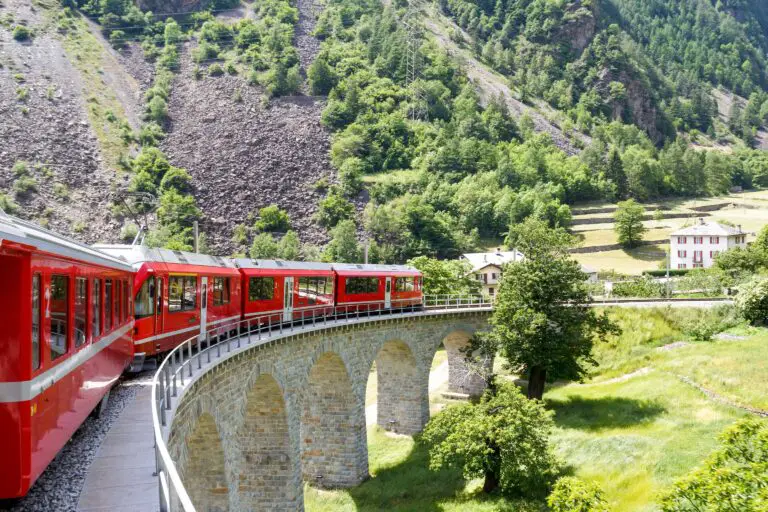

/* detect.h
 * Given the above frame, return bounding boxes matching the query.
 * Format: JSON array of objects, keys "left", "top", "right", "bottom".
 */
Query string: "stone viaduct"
[{"left": 164, "top": 309, "right": 491, "bottom": 511}]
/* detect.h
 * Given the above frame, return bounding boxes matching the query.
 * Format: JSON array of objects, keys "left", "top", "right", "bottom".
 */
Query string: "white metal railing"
[{"left": 150, "top": 295, "right": 491, "bottom": 512}]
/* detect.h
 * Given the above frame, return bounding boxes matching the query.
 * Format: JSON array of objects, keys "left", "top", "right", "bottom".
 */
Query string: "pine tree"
[{"left": 607, "top": 148, "right": 629, "bottom": 200}]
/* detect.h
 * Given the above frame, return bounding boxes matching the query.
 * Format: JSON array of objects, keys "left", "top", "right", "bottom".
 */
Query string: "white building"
[
  {"left": 462, "top": 249, "right": 598, "bottom": 296},
  {"left": 669, "top": 219, "right": 748, "bottom": 269},
  {"left": 462, "top": 249, "right": 525, "bottom": 297}
]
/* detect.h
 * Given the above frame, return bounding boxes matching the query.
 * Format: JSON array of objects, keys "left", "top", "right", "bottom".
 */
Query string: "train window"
[
  {"left": 50, "top": 275, "right": 69, "bottom": 361},
  {"left": 298, "top": 277, "right": 318, "bottom": 304},
  {"left": 169, "top": 276, "right": 197, "bottom": 312},
  {"left": 75, "top": 278, "right": 87, "bottom": 347},
  {"left": 114, "top": 280, "right": 121, "bottom": 325},
  {"left": 135, "top": 279, "right": 155, "bottom": 318},
  {"left": 105, "top": 280, "right": 113, "bottom": 332},
  {"left": 92, "top": 279, "right": 101, "bottom": 338},
  {"left": 122, "top": 280, "right": 129, "bottom": 324},
  {"left": 248, "top": 277, "right": 274, "bottom": 301},
  {"left": 345, "top": 277, "right": 379, "bottom": 295},
  {"left": 32, "top": 274, "right": 41, "bottom": 370},
  {"left": 395, "top": 277, "right": 415, "bottom": 292},
  {"left": 213, "top": 277, "right": 230, "bottom": 306}
]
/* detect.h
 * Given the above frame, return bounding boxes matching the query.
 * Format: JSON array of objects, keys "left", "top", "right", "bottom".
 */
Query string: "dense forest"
[{"left": 6, "top": 0, "right": 768, "bottom": 263}]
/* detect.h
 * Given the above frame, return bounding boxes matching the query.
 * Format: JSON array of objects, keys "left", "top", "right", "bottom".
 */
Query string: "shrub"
[
  {"left": 225, "top": 61, "right": 237, "bottom": 75},
  {"left": 12, "top": 161, "right": 29, "bottom": 177},
  {"left": 254, "top": 204, "right": 291, "bottom": 232},
  {"left": 16, "top": 87, "right": 28, "bottom": 101},
  {"left": 232, "top": 223, "right": 249, "bottom": 246},
  {"left": 0, "top": 193, "right": 19, "bottom": 214},
  {"left": 139, "top": 122, "right": 165, "bottom": 146},
  {"left": 108, "top": 29, "right": 125, "bottom": 48},
  {"left": 53, "top": 183, "right": 69, "bottom": 200},
  {"left": 316, "top": 192, "right": 354, "bottom": 228},
  {"left": 12, "top": 25, "right": 31, "bottom": 41},
  {"left": 338, "top": 157, "right": 364, "bottom": 196},
  {"left": 146, "top": 95, "right": 168, "bottom": 124},
  {"left": 735, "top": 277, "right": 768, "bottom": 326},
  {"left": 612, "top": 276, "right": 665, "bottom": 298},
  {"left": 277, "top": 230, "right": 301, "bottom": 260},
  {"left": 547, "top": 477, "right": 609, "bottom": 512},
  {"left": 208, "top": 63, "right": 224, "bottom": 76},
  {"left": 13, "top": 175, "right": 38, "bottom": 197},
  {"left": 660, "top": 419, "right": 768, "bottom": 512},
  {"left": 250, "top": 232, "right": 279, "bottom": 259},
  {"left": 159, "top": 167, "right": 193, "bottom": 193},
  {"left": 121, "top": 223, "right": 139, "bottom": 242}
]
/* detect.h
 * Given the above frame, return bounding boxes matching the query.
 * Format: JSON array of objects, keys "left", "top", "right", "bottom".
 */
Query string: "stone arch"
[
  {"left": 237, "top": 373, "right": 300, "bottom": 511},
  {"left": 373, "top": 340, "right": 429, "bottom": 435},
  {"left": 442, "top": 328, "right": 490, "bottom": 397},
  {"left": 301, "top": 352, "right": 368, "bottom": 488},
  {"left": 181, "top": 412, "right": 229, "bottom": 512}
]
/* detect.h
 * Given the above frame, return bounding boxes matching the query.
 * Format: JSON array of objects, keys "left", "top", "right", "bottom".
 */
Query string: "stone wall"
[{"left": 167, "top": 311, "right": 491, "bottom": 511}]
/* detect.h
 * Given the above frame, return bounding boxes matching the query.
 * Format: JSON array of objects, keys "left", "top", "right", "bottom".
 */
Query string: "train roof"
[
  {"left": 234, "top": 259, "right": 334, "bottom": 271},
  {"left": 331, "top": 263, "right": 420, "bottom": 274},
  {"left": 0, "top": 212, "right": 134, "bottom": 272},
  {"left": 93, "top": 244, "right": 237, "bottom": 269}
]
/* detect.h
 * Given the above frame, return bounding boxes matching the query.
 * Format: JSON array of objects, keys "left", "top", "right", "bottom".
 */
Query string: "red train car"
[
  {"left": 0, "top": 213, "right": 134, "bottom": 499},
  {"left": 332, "top": 263, "right": 422, "bottom": 313},
  {"left": 235, "top": 259, "right": 335, "bottom": 324},
  {"left": 94, "top": 245, "right": 241, "bottom": 362}
]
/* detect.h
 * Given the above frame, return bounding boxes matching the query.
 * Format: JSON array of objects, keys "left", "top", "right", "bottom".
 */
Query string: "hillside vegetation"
[{"left": 1, "top": 0, "right": 768, "bottom": 260}]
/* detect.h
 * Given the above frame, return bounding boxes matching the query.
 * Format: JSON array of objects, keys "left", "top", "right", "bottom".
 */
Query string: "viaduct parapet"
[{"left": 164, "top": 309, "right": 492, "bottom": 511}]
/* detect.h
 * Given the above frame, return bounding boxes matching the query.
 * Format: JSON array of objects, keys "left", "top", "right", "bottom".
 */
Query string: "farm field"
[
  {"left": 572, "top": 191, "right": 768, "bottom": 274},
  {"left": 305, "top": 310, "right": 768, "bottom": 512}
]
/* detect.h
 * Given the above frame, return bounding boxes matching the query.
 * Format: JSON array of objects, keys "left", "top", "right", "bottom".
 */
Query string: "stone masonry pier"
[{"left": 163, "top": 309, "right": 491, "bottom": 511}]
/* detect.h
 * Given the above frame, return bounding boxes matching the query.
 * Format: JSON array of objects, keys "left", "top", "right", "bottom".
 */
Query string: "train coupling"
[{"left": 128, "top": 352, "right": 146, "bottom": 373}]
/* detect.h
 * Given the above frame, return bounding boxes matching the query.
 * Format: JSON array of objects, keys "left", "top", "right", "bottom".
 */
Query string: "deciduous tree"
[{"left": 614, "top": 199, "right": 646, "bottom": 248}]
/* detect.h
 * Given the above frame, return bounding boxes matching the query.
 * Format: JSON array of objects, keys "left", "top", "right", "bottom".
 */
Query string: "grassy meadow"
[
  {"left": 569, "top": 191, "right": 768, "bottom": 274},
  {"left": 305, "top": 308, "right": 768, "bottom": 512}
]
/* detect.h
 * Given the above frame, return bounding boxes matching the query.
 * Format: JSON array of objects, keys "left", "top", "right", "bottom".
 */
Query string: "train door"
[
  {"left": 385, "top": 277, "right": 392, "bottom": 309},
  {"left": 283, "top": 277, "right": 294, "bottom": 322},
  {"left": 199, "top": 276, "right": 208, "bottom": 341},
  {"left": 155, "top": 277, "right": 164, "bottom": 337}
]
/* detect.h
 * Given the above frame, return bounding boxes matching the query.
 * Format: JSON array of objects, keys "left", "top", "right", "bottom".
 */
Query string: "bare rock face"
[
  {"left": 0, "top": 4, "right": 125, "bottom": 244},
  {"left": 559, "top": 0, "right": 597, "bottom": 55},
  {"left": 161, "top": 48, "right": 336, "bottom": 254},
  {"left": 596, "top": 68, "right": 663, "bottom": 144}
]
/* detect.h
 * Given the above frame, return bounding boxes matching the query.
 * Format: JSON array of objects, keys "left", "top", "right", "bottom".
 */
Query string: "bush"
[
  {"left": 12, "top": 25, "right": 31, "bottom": 41},
  {"left": 120, "top": 223, "right": 139, "bottom": 242},
  {"left": 146, "top": 96, "right": 168, "bottom": 124},
  {"left": 735, "top": 277, "right": 768, "bottom": 325},
  {"left": 208, "top": 63, "right": 225, "bottom": 76},
  {"left": 316, "top": 192, "right": 354, "bottom": 228},
  {"left": 612, "top": 276, "right": 665, "bottom": 298},
  {"left": 250, "top": 232, "right": 279, "bottom": 259},
  {"left": 0, "top": 193, "right": 19, "bottom": 214},
  {"left": 159, "top": 167, "right": 193, "bottom": 194},
  {"left": 13, "top": 175, "right": 38, "bottom": 197},
  {"left": 338, "top": 157, "right": 364, "bottom": 196},
  {"left": 254, "top": 204, "right": 291, "bottom": 232},
  {"left": 108, "top": 29, "right": 125, "bottom": 48},
  {"left": 12, "top": 161, "right": 29, "bottom": 177},
  {"left": 53, "top": 183, "right": 69, "bottom": 200},
  {"left": 547, "top": 477, "right": 609, "bottom": 512},
  {"left": 139, "top": 122, "right": 166, "bottom": 146},
  {"left": 660, "top": 419, "right": 768, "bottom": 512}
]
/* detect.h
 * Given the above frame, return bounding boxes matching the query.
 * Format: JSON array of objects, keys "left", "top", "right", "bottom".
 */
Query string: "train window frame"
[
  {"left": 105, "top": 279, "right": 113, "bottom": 332},
  {"left": 168, "top": 275, "right": 197, "bottom": 313},
  {"left": 135, "top": 279, "right": 155, "bottom": 319},
  {"left": 395, "top": 277, "right": 415, "bottom": 292},
  {"left": 50, "top": 274, "right": 69, "bottom": 362},
  {"left": 32, "top": 273, "right": 41, "bottom": 371},
  {"left": 114, "top": 280, "right": 121, "bottom": 326},
  {"left": 92, "top": 279, "right": 101, "bottom": 338},
  {"left": 213, "top": 277, "right": 230, "bottom": 306},
  {"left": 74, "top": 277, "right": 87, "bottom": 348},
  {"left": 345, "top": 277, "right": 379, "bottom": 295},
  {"left": 248, "top": 277, "right": 274, "bottom": 302},
  {"left": 122, "top": 279, "right": 129, "bottom": 324}
]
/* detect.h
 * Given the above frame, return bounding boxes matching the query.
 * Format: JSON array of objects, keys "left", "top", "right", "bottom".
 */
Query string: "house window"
[
  {"left": 248, "top": 277, "right": 274, "bottom": 301},
  {"left": 693, "top": 263, "right": 704, "bottom": 268},
  {"left": 693, "top": 251, "right": 703, "bottom": 263},
  {"left": 693, "top": 237, "right": 703, "bottom": 245},
  {"left": 213, "top": 277, "right": 231, "bottom": 306},
  {"left": 677, "top": 236, "right": 687, "bottom": 244},
  {"left": 677, "top": 250, "right": 687, "bottom": 258},
  {"left": 169, "top": 276, "right": 197, "bottom": 312},
  {"left": 710, "top": 236, "right": 719, "bottom": 244},
  {"left": 488, "top": 287, "right": 495, "bottom": 295},
  {"left": 711, "top": 251, "right": 719, "bottom": 259},
  {"left": 678, "top": 264, "right": 687, "bottom": 269}
]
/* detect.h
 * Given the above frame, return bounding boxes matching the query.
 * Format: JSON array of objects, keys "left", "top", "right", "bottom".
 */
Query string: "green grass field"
[
  {"left": 306, "top": 310, "right": 768, "bottom": 512},
  {"left": 571, "top": 191, "right": 768, "bottom": 274}
]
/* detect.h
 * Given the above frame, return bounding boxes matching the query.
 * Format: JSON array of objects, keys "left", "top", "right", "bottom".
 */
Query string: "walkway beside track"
[{"left": 77, "top": 381, "right": 159, "bottom": 512}]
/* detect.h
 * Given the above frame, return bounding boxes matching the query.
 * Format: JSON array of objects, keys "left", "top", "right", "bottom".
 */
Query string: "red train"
[{"left": 0, "top": 214, "right": 422, "bottom": 499}]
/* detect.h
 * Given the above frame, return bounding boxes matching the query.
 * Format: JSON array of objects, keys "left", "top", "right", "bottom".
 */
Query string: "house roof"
[
  {"left": 462, "top": 250, "right": 525, "bottom": 272},
  {"left": 670, "top": 220, "right": 745, "bottom": 237}
]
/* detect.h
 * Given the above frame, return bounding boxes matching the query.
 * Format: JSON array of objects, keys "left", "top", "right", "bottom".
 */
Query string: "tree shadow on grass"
[
  {"left": 347, "top": 437, "right": 544, "bottom": 512},
  {"left": 546, "top": 396, "right": 665, "bottom": 432}
]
